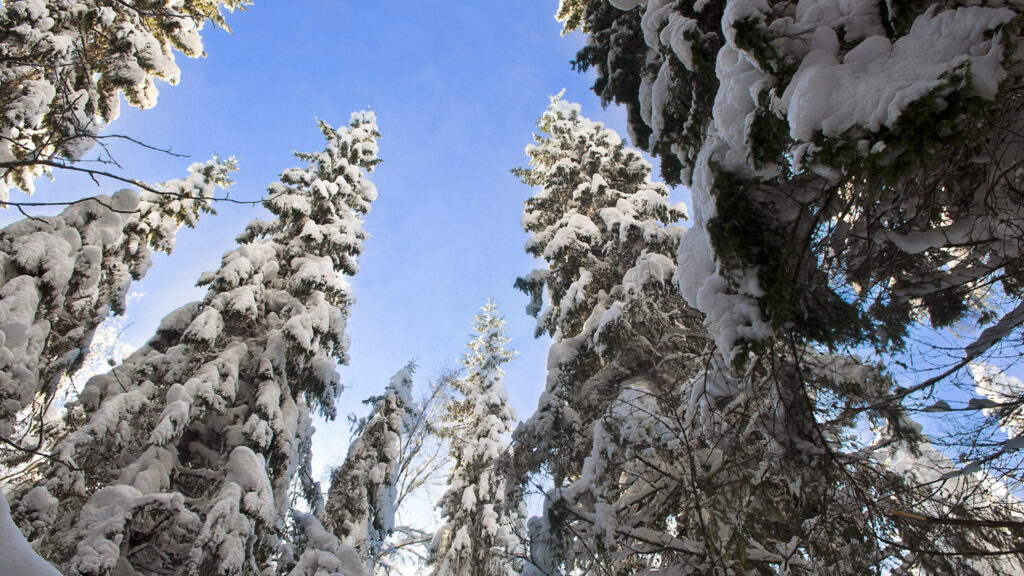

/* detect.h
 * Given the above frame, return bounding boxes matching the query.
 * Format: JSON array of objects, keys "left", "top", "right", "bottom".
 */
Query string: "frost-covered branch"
[{"left": 0, "top": 0, "right": 250, "bottom": 199}]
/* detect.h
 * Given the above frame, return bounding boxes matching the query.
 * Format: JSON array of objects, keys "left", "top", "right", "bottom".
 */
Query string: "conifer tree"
[
  {"left": 9, "top": 112, "right": 381, "bottom": 575},
  {"left": 430, "top": 301, "right": 522, "bottom": 576},
  {"left": 0, "top": 0, "right": 250, "bottom": 197},
  {"left": 511, "top": 96, "right": 705, "bottom": 573},
  {"left": 0, "top": 157, "right": 236, "bottom": 439},
  {"left": 511, "top": 94, "right": 696, "bottom": 487},
  {"left": 324, "top": 363, "right": 417, "bottom": 574}
]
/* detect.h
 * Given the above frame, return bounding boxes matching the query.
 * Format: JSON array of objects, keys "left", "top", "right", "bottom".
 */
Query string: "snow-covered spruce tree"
[
  {"left": 9, "top": 112, "right": 381, "bottom": 575},
  {"left": 0, "top": 0, "right": 249, "bottom": 198},
  {"left": 429, "top": 301, "right": 522, "bottom": 576},
  {"left": 509, "top": 96, "right": 706, "bottom": 572},
  {"left": 286, "top": 368, "right": 451, "bottom": 576},
  {"left": 510, "top": 95, "right": 698, "bottom": 489},
  {"left": 512, "top": 94, "right": 696, "bottom": 479},
  {"left": 310, "top": 368, "right": 453, "bottom": 576},
  {"left": 0, "top": 156, "right": 236, "bottom": 440},
  {"left": 324, "top": 363, "right": 417, "bottom": 574}
]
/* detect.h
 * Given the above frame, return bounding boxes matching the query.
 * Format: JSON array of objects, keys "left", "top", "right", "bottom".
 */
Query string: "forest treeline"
[{"left": 3, "top": 1, "right": 1024, "bottom": 575}]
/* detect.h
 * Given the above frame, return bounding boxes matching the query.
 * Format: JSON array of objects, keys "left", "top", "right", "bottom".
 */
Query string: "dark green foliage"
[
  {"left": 569, "top": 0, "right": 725, "bottom": 186},
  {"left": 572, "top": 3, "right": 653, "bottom": 155},
  {"left": 705, "top": 166, "right": 866, "bottom": 348},
  {"left": 748, "top": 92, "right": 789, "bottom": 168},
  {"left": 879, "top": 0, "right": 933, "bottom": 37},
  {"left": 731, "top": 15, "right": 795, "bottom": 83}
]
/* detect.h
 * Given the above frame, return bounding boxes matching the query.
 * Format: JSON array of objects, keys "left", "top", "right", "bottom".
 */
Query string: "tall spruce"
[
  {"left": 430, "top": 301, "right": 522, "bottom": 576},
  {"left": 8, "top": 112, "right": 381, "bottom": 575},
  {"left": 510, "top": 96, "right": 708, "bottom": 573},
  {"left": 324, "top": 363, "right": 417, "bottom": 574},
  {"left": 511, "top": 95, "right": 694, "bottom": 487}
]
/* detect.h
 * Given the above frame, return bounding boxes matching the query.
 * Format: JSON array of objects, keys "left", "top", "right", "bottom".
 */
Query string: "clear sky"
[{"left": 0, "top": 1, "right": 683, "bottom": 482}]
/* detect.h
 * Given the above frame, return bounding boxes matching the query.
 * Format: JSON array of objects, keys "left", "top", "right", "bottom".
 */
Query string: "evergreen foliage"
[{"left": 4, "top": 3, "right": 1024, "bottom": 575}]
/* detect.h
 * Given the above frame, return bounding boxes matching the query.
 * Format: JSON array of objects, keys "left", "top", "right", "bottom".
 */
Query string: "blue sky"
[{"left": 0, "top": 1, "right": 686, "bottom": 481}]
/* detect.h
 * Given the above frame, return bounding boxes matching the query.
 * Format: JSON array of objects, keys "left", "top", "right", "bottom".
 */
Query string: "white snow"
[
  {"left": 0, "top": 490, "right": 61, "bottom": 576},
  {"left": 289, "top": 511, "right": 368, "bottom": 576},
  {"left": 971, "top": 362, "right": 1024, "bottom": 437},
  {"left": 609, "top": 0, "right": 645, "bottom": 10},
  {"left": 780, "top": 6, "right": 1015, "bottom": 141}
]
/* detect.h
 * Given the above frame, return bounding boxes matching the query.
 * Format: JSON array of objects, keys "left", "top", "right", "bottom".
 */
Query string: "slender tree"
[
  {"left": 324, "top": 363, "right": 417, "bottom": 575},
  {"left": 387, "top": 368, "right": 459, "bottom": 571},
  {"left": 511, "top": 94, "right": 697, "bottom": 486},
  {"left": 430, "top": 301, "right": 522, "bottom": 576}
]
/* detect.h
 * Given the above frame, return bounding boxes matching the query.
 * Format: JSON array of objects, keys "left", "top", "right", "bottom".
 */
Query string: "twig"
[
  {"left": 0, "top": 434, "right": 79, "bottom": 471},
  {"left": 888, "top": 508, "right": 1024, "bottom": 529}
]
